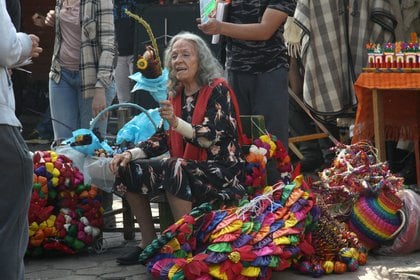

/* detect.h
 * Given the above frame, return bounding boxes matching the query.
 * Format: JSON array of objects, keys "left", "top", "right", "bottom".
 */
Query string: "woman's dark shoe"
[{"left": 116, "top": 246, "right": 143, "bottom": 265}]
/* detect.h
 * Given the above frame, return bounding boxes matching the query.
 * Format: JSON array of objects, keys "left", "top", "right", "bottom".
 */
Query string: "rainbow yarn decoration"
[
  {"left": 349, "top": 189, "right": 403, "bottom": 249},
  {"left": 312, "top": 141, "right": 404, "bottom": 221},
  {"left": 139, "top": 176, "right": 315, "bottom": 279},
  {"left": 293, "top": 197, "right": 367, "bottom": 277}
]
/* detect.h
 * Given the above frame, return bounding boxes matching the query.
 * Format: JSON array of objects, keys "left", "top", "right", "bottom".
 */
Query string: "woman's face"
[{"left": 170, "top": 39, "right": 199, "bottom": 87}]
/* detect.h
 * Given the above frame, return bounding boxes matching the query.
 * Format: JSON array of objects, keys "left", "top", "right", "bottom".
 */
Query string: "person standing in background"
[
  {"left": 0, "top": 0, "right": 43, "bottom": 278},
  {"left": 113, "top": 0, "right": 159, "bottom": 110},
  {"left": 113, "top": 0, "right": 137, "bottom": 105},
  {"left": 44, "top": 0, "right": 117, "bottom": 227},
  {"left": 6, "top": 0, "right": 27, "bottom": 118},
  {"left": 198, "top": 0, "right": 296, "bottom": 184},
  {"left": 6, "top": 0, "right": 20, "bottom": 30},
  {"left": 44, "top": 0, "right": 117, "bottom": 143}
]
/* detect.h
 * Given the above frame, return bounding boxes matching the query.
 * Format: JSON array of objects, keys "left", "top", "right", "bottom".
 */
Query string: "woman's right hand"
[
  {"left": 109, "top": 151, "right": 132, "bottom": 174},
  {"left": 159, "top": 100, "right": 178, "bottom": 128},
  {"left": 44, "top": 10, "right": 55, "bottom": 27}
]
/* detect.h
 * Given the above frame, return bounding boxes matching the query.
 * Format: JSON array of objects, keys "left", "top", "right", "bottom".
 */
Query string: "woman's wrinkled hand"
[
  {"left": 109, "top": 151, "right": 132, "bottom": 174},
  {"left": 159, "top": 100, "right": 178, "bottom": 128}
]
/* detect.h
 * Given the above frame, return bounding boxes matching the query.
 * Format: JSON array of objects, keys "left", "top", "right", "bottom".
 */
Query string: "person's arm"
[
  {"left": 198, "top": 7, "right": 288, "bottom": 41},
  {"left": 96, "top": 0, "right": 116, "bottom": 89},
  {"left": 0, "top": 1, "right": 39, "bottom": 67},
  {"left": 189, "top": 84, "right": 238, "bottom": 149},
  {"left": 91, "top": 0, "right": 117, "bottom": 117},
  {"left": 109, "top": 130, "right": 169, "bottom": 173}
]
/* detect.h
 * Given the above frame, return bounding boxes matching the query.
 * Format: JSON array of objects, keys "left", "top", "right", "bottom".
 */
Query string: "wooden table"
[{"left": 352, "top": 72, "right": 420, "bottom": 184}]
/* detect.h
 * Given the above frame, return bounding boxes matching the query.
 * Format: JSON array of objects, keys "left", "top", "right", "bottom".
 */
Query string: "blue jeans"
[{"left": 49, "top": 68, "right": 116, "bottom": 141}]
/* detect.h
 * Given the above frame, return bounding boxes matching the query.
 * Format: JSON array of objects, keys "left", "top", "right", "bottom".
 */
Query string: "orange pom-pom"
[
  {"left": 334, "top": 261, "right": 347, "bottom": 274},
  {"left": 410, "top": 32, "right": 418, "bottom": 43},
  {"left": 358, "top": 252, "right": 368, "bottom": 265}
]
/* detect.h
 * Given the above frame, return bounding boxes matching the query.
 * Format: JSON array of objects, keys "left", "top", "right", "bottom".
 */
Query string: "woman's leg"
[
  {"left": 124, "top": 191, "right": 156, "bottom": 247},
  {"left": 49, "top": 69, "right": 81, "bottom": 141},
  {"left": 165, "top": 191, "right": 192, "bottom": 221},
  {"left": 115, "top": 55, "right": 134, "bottom": 104}
]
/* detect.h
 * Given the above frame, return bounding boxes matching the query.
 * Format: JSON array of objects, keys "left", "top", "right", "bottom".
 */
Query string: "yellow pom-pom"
[
  {"left": 137, "top": 57, "right": 148, "bottom": 70},
  {"left": 228, "top": 251, "right": 241, "bottom": 263},
  {"left": 349, "top": 247, "right": 359, "bottom": 260},
  {"left": 45, "top": 162, "right": 54, "bottom": 173},
  {"left": 52, "top": 177, "right": 59, "bottom": 187},
  {"left": 46, "top": 215, "right": 56, "bottom": 227},
  {"left": 52, "top": 168, "right": 60, "bottom": 177},
  {"left": 50, "top": 152, "right": 58, "bottom": 162},
  {"left": 322, "top": 260, "right": 334, "bottom": 274},
  {"left": 29, "top": 222, "right": 39, "bottom": 236}
]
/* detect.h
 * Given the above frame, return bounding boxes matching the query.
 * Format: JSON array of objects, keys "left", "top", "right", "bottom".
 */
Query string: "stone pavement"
[{"left": 24, "top": 232, "right": 420, "bottom": 280}]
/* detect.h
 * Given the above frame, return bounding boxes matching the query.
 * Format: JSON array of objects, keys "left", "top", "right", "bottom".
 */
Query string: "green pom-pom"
[{"left": 72, "top": 239, "right": 85, "bottom": 251}]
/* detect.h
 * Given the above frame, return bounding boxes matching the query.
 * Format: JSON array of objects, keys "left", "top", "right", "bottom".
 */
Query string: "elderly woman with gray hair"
[{"left": 109, "top": 31, "right": 246, "bottom": 265}]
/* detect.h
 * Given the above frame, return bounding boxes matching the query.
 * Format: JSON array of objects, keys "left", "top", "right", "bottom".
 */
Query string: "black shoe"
[
  {"left": 116, "top": 246, "right": 143, "bottom": 265},
  {"left": 25, "top": 129, "right": 52, "bottom": 144},
  {"left": 300, "top": 155, "right": 325, "bottom": 173}
]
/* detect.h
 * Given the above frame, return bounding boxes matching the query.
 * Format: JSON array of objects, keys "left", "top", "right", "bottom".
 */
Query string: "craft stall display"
[
  {"left": 127, "top": 136, "right": 369, "bottom": 279},
  {"left": 311, "top": 141, "right": 419, "bottom": 253},
  {"left": 365, "top": 33, "right": 420, "bottom": 71}
]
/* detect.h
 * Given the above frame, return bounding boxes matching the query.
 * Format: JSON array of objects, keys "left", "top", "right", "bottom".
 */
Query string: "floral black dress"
[{"left": 117, "top": 84, "right": 246, "bottom": 204}]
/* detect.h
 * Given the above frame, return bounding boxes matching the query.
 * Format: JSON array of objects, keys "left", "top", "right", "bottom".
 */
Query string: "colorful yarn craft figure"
[
  {"left": 131, "top": 137, "right": 372, "bottom": 278},
  {"left": 311, "top": 141, "right": 404, "bottom": 252},
  {"left": 139, "top": 175, "right": 316, "bottom": 279},
  {"left": 244, "top": 134, "right": 295, "bottom": 198},
  {"left": 293, "top": 198, "right": 367, "bottom": 277},
  {"left": 312, "top": 141, "right": 404, "bottom": 221},
  {"left": 27, "top": 150, "right": 103, "bottom": 256},
  {"left": 125, "top": 10, "right": 168, "bottom": 105}
]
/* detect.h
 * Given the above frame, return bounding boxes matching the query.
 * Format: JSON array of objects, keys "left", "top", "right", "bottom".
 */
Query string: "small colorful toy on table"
[{"left": 365, "top": 32, "right": 420, "bottom": 71}]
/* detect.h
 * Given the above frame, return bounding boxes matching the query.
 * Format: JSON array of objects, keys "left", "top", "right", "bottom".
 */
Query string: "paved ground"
[{"left": 24, "top": 231, "right": 420, "bottom": 280}]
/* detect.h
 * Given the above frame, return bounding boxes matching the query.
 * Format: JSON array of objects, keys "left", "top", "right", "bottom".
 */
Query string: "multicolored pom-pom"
[
  {"left": 346, "top": 258, "right": 359, "bottom": 272},
  {"left": 312, "top": 263, "right": 324, "bottom": 278},
  {"left": 298, "top": 260, "right": 313, "bottom": 274}
]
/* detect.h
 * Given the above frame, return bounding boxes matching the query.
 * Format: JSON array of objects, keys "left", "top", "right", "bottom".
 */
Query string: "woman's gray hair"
[{"left": 164, "top": 31, "right": 224, "bottom": 97}]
